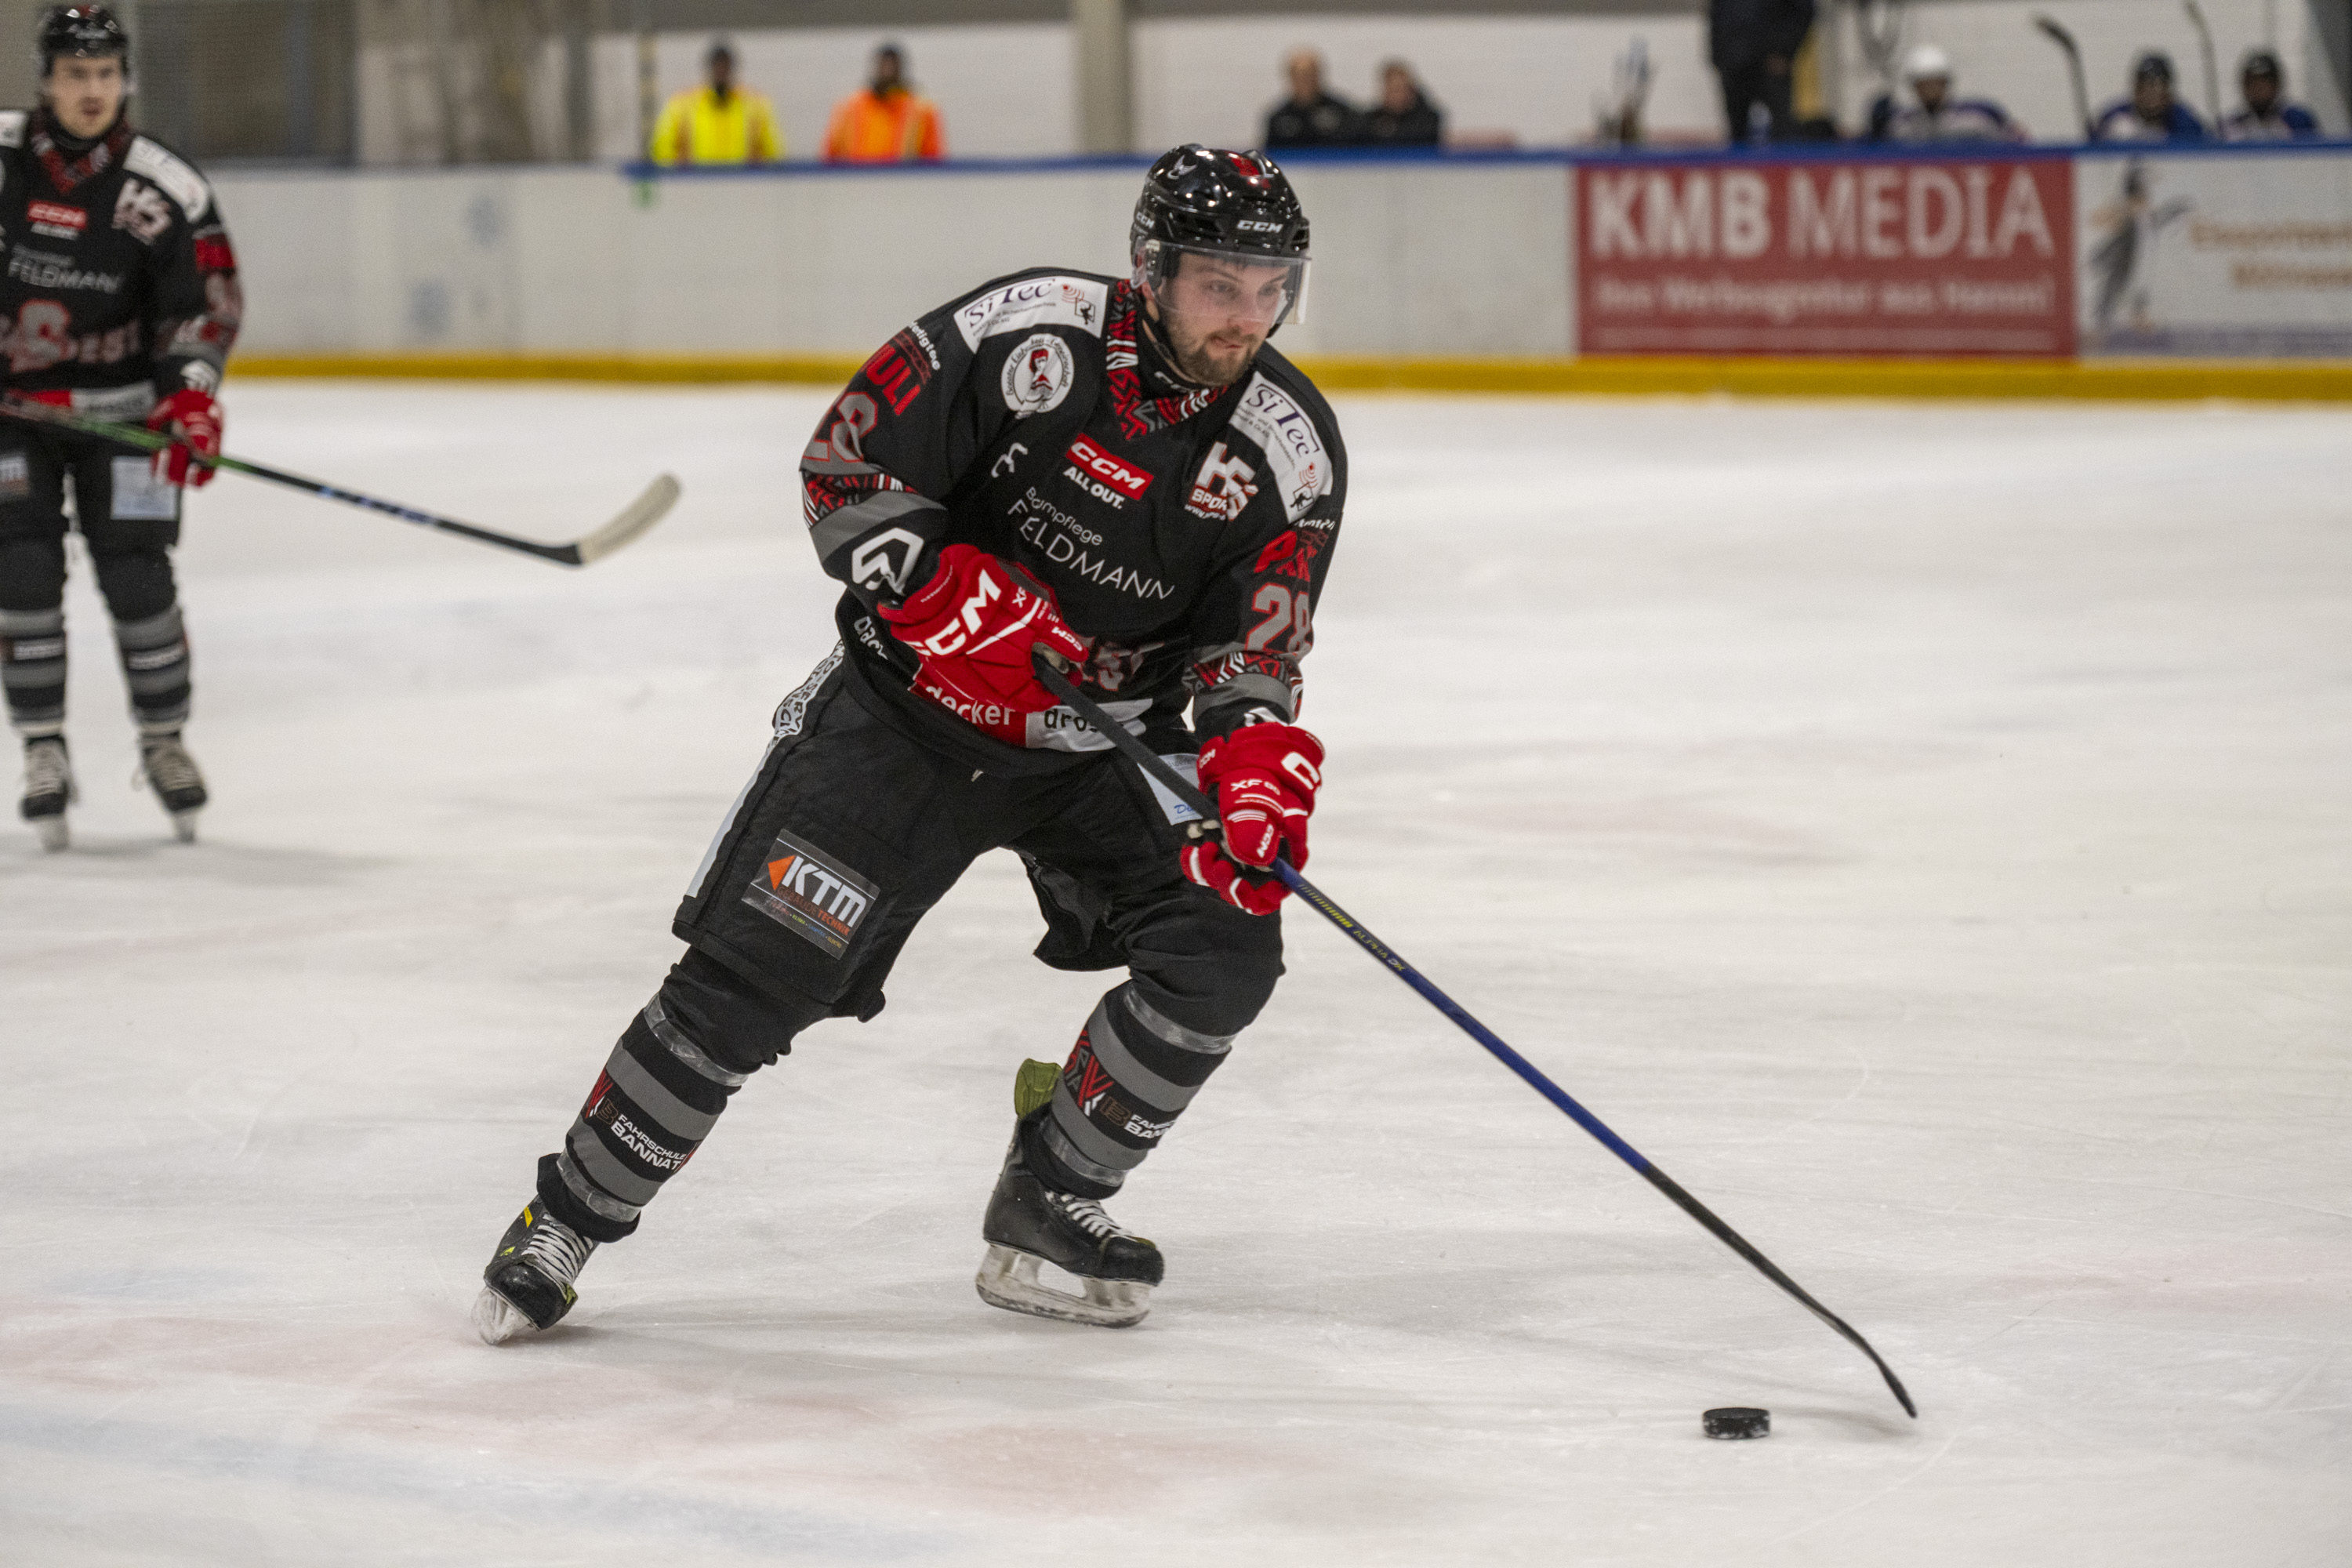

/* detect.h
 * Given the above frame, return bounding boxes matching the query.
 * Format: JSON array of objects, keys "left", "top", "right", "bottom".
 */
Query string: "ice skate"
[
  {"left": 474, "top": 1200, "right": 597, "bottom": 1345},
  {"left": 976, "top": 1087, "right": 1163, "bottom": 1329},
  {"left": 20, "top": 736, "right": 74, "bottom": 851},
  {"left": 134, "top": 733, "right": 206, "bottom": 843}
]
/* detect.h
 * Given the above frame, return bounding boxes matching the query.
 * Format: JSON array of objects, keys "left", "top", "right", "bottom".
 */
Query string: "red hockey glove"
[
  {"left": 877, "top": 543, "right": 1091, "bottom": 746},
  {"left": 1182, "top": 723, "right": 1324, "bottom": 916},
  {"left": 146, "top": 390, "right": 223, "bottom": 488}
]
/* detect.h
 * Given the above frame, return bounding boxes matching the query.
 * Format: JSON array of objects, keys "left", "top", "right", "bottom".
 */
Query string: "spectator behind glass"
[
  {"left": 2093, "top": 52, "right": 2209, "bottom": 142},
  {"left": 1265, "top": 49, "right": 1357, "bottom": 147},
  {"left": 1867, "top": 44, "right": 2023, "bottom": 143},
  {"left": 1709, "top": 0, "right": 1816, "bottom": 145},
  {"left": 2226, "top": 49, "right": 2320, "bottom": 140},
  {"left": 824, "top": 42, "right": 946, "bottom": 162},
  {"left": 1360, "top": 60, "right": 1443, "bottom": 146},
  {"left": 649, "top": 38, "right": 782, "bottom": 164}
]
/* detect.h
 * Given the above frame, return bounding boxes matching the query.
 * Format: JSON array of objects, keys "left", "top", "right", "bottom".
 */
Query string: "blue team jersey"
[{"left": 2092, "top": 101, "right": 2209, "bottom": 143}]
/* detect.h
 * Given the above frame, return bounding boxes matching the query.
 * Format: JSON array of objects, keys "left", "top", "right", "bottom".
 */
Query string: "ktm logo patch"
[{"left": 740, "top": 829, "right": 880, "bottom": 958}]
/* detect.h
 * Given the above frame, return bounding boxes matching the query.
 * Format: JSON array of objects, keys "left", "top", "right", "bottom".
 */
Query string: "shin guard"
[
  {"left": 112, "top": 604, "right": 191, "bottom": 735},
  {"left": 1033, "top": 982, "right": 1236, "bottom": 1199},
  {"left": 539, "top": 992, "right": 746, "bottom": 1243},
  {"left": 1, "top": 607, "right": 66, "bottom": 738}
]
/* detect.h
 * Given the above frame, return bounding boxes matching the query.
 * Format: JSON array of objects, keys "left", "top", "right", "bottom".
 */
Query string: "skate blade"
[
  {"left": 32, "top": 815, "right": 68, "bottom": 852},
  {"left": 472, "top": 1287, "right": 538, "bottom": 1345},
  {"left": 169, "top": 809, "right": 198, "bottom": 844},
  {"left": 975, "top": 1243, "right": 1152, "bottom": 1328}
]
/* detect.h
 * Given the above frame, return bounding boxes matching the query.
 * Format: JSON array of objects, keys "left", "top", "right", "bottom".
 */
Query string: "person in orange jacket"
[
  {"left": 650, "top": 39, "right": 781, "bottom": 165},
  {"left": 823, "top": 43, "right": 945, "bottom": 162}
]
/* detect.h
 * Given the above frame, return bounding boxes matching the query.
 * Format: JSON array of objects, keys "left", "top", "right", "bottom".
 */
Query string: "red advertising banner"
[{"left": 1576, "top": 158, "right": 2075, "bottom": 357}]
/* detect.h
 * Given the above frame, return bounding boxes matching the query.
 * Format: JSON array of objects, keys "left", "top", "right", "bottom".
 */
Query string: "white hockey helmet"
[{"left": 1903, "top": 44, "right": 1954, "bottom": 83}]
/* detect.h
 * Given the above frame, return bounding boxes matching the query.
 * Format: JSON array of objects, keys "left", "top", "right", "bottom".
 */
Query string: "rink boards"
[{"left": 214, "top": 143, "right": 2352, "bottom": 397}]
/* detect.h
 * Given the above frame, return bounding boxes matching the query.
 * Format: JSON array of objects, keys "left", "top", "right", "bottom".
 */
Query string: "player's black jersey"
[
  {"left": 801, "top": 267, "right": 1346, "bottom": 771},
  {"left": 0, "top": 108, "right": 240, "bottom": 416}
]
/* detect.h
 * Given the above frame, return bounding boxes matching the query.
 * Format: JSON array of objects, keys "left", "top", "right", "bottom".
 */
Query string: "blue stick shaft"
[{"left": 1033, "top": 654, "right": 1916, "bottom": 1417}]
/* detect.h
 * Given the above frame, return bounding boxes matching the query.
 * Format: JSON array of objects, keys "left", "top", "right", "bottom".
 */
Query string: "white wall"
[
  {"left": 211, "top": 161, "right": 1575, "bottom": 361},
  {"left": 1831, "top": 0, "right": 2347, "bottom": 138}
]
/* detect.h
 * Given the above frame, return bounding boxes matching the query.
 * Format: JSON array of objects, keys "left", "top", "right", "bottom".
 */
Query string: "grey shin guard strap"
[
  {"left": 1083, "top": 996, "right": 1212, "bottom": 1115},
  {"left": 556, "top": 1146, "right": 643, "bottom": 1224},
  {"left": 564, "top": 1122, "right": 663, "bottom": 1207},
  {"left": 1040, "top": 1112, "right": 1128, "bottom": 1192},
  {"left": 643, "top": 993, "right": 747, "bottom": 1087},
  {"left": 604, "top": 1047, "right": 720, "bottom": 1144}
]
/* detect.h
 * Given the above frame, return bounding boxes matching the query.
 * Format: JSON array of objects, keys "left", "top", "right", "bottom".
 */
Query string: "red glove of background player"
[
  {"left": 877, "top": 543, "right": 1090, "bottom": 746},
  {"left": 1182, "top": 722, "right": 1324, "bottom": 916},
  {"left": 146, "top": 389, "right": 223, "bottom": 488}
]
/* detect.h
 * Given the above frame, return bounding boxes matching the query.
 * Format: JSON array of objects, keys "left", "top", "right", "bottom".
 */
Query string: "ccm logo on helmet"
[{"left": 1236, "top": 219, "right": 1284, "bottom": 233}]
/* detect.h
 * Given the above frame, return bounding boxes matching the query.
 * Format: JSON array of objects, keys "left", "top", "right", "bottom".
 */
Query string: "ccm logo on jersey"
[
  {"left": 741, "top": 829, "right": 879, "bottom": 959},
  {"left": 1185, "top": 442, "right": 1258, "bottom": 521},
  {"left": 1062, "top": 434, "right": 1153, "bottom": 507},
  {"left": 27, "top": 201, "right": 85, "bottom": 238}
]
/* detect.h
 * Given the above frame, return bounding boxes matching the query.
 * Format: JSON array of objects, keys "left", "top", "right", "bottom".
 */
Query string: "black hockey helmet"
[
  {"left": 1131, "top": 144, "right": 1312, "bottom": 325},
  {"left": 2132, "top": 50, "right": 2176, "bottom": 85},
  {"left": 38, "top": 5, "right": 128, "bottom": 73},
  {"left": 2241, "top": 48, "right": 2283, "bottom": 83}
]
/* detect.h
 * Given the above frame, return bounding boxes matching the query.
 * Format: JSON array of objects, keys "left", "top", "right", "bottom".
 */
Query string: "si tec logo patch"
[
  {"left": 28, "top": 201, "right": 85, "bottom": 238},
  {"left": 1061, "top": 434, "right": 1153, "bottom": 508},
  {"left": 740, "top": 829, "right": 880, "bottom": 959}
]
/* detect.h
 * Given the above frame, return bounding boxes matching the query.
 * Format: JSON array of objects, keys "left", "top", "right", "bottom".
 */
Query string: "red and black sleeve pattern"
[
  {"left": 132, "top": 139, "right": 241, "bottom": 397},
  {"left": 1182, "top": 359, "right": 1347, "bottom": 743}
]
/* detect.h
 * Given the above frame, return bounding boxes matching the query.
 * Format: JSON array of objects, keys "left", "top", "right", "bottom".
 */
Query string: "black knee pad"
[
  {"left": 89, "top": 547, "right": 176, "bottom": 623},
  {"left": 663, "top": 944, "right": 830, "bottom": 1076},
  {"left": 1122, "top": 890, "right": 1286, "bottom": 1040},
  {"left": 0, "top": 536, "right": 67, "bottom": 611}
]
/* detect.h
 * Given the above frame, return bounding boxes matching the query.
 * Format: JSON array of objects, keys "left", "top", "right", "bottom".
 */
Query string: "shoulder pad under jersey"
[
  {"left": 953, "top": 272, "right": 1111, "bottom": 350},
  {"left": 1227, "top": 369, "right": 1337, "bottom": 525},
  {"left": 126, "top": 135, "right": 212, "bottom": 221}
]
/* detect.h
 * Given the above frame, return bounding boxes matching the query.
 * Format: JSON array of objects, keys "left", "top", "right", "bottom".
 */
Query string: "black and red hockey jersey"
[
  {"left": 801, "top": 267, "right": 1345, "bottom": 771},
  {"left": 0, "top": 107, "right": 240, "bottom": 419}
]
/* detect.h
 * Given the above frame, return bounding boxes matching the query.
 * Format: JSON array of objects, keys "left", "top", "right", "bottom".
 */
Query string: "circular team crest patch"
[{"left": 1000, "top": 332, "right": 1076, "bottom": 416}]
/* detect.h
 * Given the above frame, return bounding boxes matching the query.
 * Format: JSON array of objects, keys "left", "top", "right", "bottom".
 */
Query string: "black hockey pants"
[
  {"left": 535, "top": 648, "right": 1286, "bottom": 1244},
  {"left": 0, "top": 425, "right": 191, "bottom": 739}
]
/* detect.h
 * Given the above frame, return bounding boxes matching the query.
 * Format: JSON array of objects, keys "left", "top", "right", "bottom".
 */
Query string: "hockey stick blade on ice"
[
  {"left": 0, "top": 399, "right": 678, "bottom": 568},
  {"left": 2032, "top": 14, "right": 2095, "bottom": 140},
  {"left": 1034, "top": 651, "right": 1918, "bottom": 1419}
]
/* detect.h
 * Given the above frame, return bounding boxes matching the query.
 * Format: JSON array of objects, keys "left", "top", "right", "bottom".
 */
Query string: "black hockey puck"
[{"left": 1703, "top": 1406, "right": 1770, "bottom": 1439}]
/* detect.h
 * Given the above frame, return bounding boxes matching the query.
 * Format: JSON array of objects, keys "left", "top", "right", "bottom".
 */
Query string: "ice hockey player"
[
  {"left": 476, "top": 144, "right": 1343, "bottom": 1343},
  {"left": 2223, "top": 50, "right": 2321, "bottom": 141},
  {"left": 2093, "top": 52, "right": 2210, "bottom": 143},
  {"left": 1867, "top": 45, "right": 2024, "bottom": 143},
  {"left": 0, "top": 5, "right": 240, "bottom": 849}
]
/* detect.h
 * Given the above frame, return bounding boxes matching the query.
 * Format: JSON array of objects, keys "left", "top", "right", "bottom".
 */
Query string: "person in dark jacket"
[
  {"left": 1709, "top": 0, "right": 1817, "bottom": 145},
  {"left": 1360, "top": 60, "right": 1442, "bottom": 147},
  {"left": 1265, "top": 49, "right": 1356, "bottom": 148}
]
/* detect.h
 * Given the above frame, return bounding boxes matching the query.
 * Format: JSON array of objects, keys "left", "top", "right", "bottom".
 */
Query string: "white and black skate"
[
  {"left": 474, "top": 1200, "right": 597, "bottom": 1345},
  {"left": 20, "top": 736, "right": 74, "bottom": 851},
  {"left": 134, "top": 734, "right": 206, "bottom": 842},
  {"left": 976, "top": 1107, "right": 1163, "bottom": 1329}
]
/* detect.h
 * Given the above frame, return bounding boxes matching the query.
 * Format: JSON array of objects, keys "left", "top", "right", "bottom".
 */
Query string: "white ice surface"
[{"left": 2, "top": 385, "right": 2347, "bottom": 1566}]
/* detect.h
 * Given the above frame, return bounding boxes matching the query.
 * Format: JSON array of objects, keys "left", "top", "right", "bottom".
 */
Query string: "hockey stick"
[
  {"left": 2184, "top": 1, "right": 2223, "bottom": 130},
  {"left": 2032, "top": 15, "right": 2096, "bottom": 140},
  {"left": 0, "top": 399, "right": 678, "bottom": 567},
  {"left": 1033, "top": 652, "right": 1918, "bottom": 1418}
]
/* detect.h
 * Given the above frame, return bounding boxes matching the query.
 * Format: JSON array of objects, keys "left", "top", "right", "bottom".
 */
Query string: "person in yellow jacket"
[
  {"left": 650, "top": 40, "right": 781, "bottom": 165},
  {"left": 823, "top": 43, "right": 945, "bottom": 162}
]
